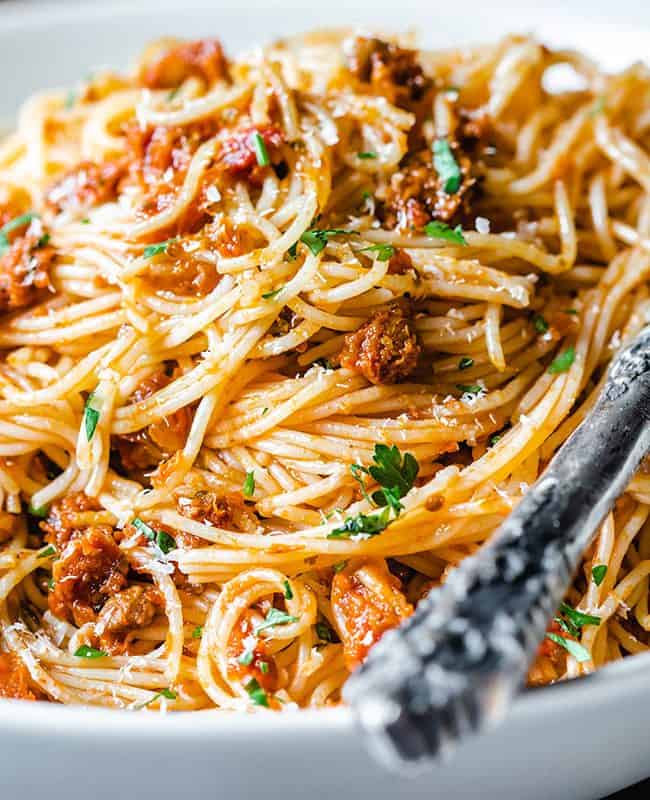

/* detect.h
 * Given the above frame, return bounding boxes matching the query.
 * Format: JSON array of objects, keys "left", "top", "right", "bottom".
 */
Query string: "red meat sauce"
[
  {"left": 140, "top": 38, "right": 230, "bottom": 90},
  {"left": 0, "top": 653, "right": 40, "bottom": 701},
  {"left": 339, "top": 301, "right": 421, "bottom": 385},
  {"left": 38, "top": 488, "right": 245, "bottom": 653},
  {"left": 0, "top": 208, "right": 55, "bottom": 314},
  {"left": 331, "top": 559, "right": 413, "bottom": 671}
]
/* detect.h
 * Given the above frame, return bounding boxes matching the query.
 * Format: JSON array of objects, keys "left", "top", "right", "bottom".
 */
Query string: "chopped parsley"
[
  {"left": 315, "top": 622, "right": 334, "bottom": 642},
  {"left": 327, "top": 506, "right": 392, "bottom": 539},
  {"left": 350, "top": 444, "right": 419, "bottom": 516},
  {"left": 74, "top": 645, "right": 107, "bottom": 659},
  {"left": 357, "top": 151, "right": 377, "bottom": 160},
  {"left": 191, "top": 626, "right": 203, "bottom": 639},
  {"left": 83, "top": 392, "right": 101, "bottom": 441},
  {"left": 556, "top": 602, "right": 601, "bottom": 637},
  {"left": 136, "top": 688, "right": 177, "bottom": 709},
  {"left": 156, "top": 530, "right": 176, "bottom": 554},
  {"left": 564, "top": 308, "right": 578, "bottom": 315},
  {"left": 283, "top": 579, "right": 293, "bottom": 600},
  {"left": 592, "top": 565, "right": 607, "bottom": 586},
  {"left": 245, "top": 678, "right": 269, "bottom": 707},
  {"left": 458, "top": 356, "right": 474, "bottom": 370},
  {"left": 432, "top": 138, "right": 462, "bottom": 194},
  {"left": 243, "top": 471, "right": 255, "bottom": 497},
  {"left": 424, "top": 220, "right": 467, "bottom": 245},
  {"left": 548, "top": 345, "right": 576, "bottom": 374},
  {"left": 238, "top": 649, "right": 254, "bottom": 666},
  {"left": 298, "top": 227, "right": 358, "bottom": 256},
  {"left": 546, "top": 632, "right": 591, "bottom": 663},
  {"left": 28, "top": 503, "right": 49, "bottom": 518},
  {"left": 332, "top": 560, "right": 348, "bottom": 573},
  {"left": 357, "top": 243, "right": 395, "bottom": 261},
  {"left": 38, "top": 545, "right": 56, "bottom": 559},
  {"left": 132, "top": 517, "right": 176, "bottom": 555},
  {"left": 143, "top": 238, "right": 176, "bottom": 258},
  {"left": 251, "top": 132, "right": 270, "bottom": 167},
  {"left": 456, "top": 383, "right": 483, "bottom": 395},
  {"left": 259, "top": 661, "right": 269, "bottom": 674},
  {"left": 37, "top": 232, "right": 51, "bottom": 249},
  {"left": 0, "top": 212, "right": 38, "bottom": 256},
  {"left": 533, "top": 314, "right": 549, "bottom": 334},
  {"left": 47, "top": 578, "right": 55, "bottom": 592},
  {"left": 261, "top": 287, "right": 283, "bottom": 300},
  {"left": 489, "top": 433, "right": 502, "bottom": 447},
  {"left": 255, "top": 607, "right": 298, "bottom": 635}
]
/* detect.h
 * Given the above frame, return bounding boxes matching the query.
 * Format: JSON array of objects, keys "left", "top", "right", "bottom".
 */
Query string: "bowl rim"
[{"left": 1, "top": 0, "right": 649, "bottom": 745}]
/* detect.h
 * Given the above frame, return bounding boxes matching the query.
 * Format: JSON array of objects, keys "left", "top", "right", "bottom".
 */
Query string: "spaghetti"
[{"left": 0, "top": 30, "right": 649, "bottom": 711}]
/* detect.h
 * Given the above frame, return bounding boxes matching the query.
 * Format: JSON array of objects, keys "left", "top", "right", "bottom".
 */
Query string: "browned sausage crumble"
[{"left": 339, "top": 302, "right": 421, "bottom": 384}]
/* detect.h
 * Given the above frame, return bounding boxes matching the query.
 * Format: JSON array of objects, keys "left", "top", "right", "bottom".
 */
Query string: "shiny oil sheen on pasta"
[{"left": 0, "top": 30, "right": 648, "bottom": 710}]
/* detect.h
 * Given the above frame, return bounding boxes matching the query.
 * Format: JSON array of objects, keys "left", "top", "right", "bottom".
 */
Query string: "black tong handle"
[{"left": 345, "top": 327, "right": 650, "bottom": 771}]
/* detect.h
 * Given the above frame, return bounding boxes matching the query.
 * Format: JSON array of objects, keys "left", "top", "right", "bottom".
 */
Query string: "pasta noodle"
[{"left": 0, "top": 29, "right": 649, "bottom": 712}]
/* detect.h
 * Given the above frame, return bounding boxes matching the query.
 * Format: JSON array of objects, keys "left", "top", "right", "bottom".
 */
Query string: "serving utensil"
[{"left": 344, "top": 325, "right": 650, "bottom": 772}]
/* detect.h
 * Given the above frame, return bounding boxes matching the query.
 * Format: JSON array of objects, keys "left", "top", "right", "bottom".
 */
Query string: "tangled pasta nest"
[{"left": 0, "top": 29, "right": 649, "bottom": 711}]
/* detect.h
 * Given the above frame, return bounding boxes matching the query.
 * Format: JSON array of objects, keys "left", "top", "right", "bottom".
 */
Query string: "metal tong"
[{"left": 344, "top": 325, "right": 650, "bottom": 772}]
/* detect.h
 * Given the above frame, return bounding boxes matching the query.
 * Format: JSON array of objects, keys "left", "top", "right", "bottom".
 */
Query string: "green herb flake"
[
  {"left": 136, "top": 688, "right": 177, "bottom": 709},
  {"left": 245, "top": 678, "right": 269, "bottom": 707},
  {"left": 432, "top": 138, "right": 462, "bottom": 194},
  {"left": 38, "top": 545, "right": 56, "bottom": 559},
  {"left": 251, "top": 132, "right": 270, "bottom": 167},
  {"left": 332, "top": 560, "right": 348, "bottom": 573},
  {"left": 559, "top": 602, "right": 601, "bottom": 631},
  {"left": 261, "top": 407, "right": 269, "bottom": 416},
  {"left": 47, "top": 578, "right": 55, "bottom": 592},
  {"left": 80, "top": 218, "right": 91, "bottom": 225},
  {"left": 255, "top": 607, "right": 299, "bottom": 635},
  {"left": 155, "top": 530, "right": 176, "bottom": 555},
  {"left": 191, "top": 626, "right": 203, "bottom": 640},
  {"left": 143, "top": 238, "right": 176, "bottom": 259},
  {"left": 74, "top": 645, "right": 107, "bottom": 659},
  {"left": 458, "top": 356, "right": 474, "bottom": 370},
  {"left": 36, "top": 233, "right": 51, "bottom": 249},
  {"left": 327, "top": 506, "right": 392, "bottom": 539},
  {"left": 262, "top": 287, "right": 283, "bottom": 300},
  {"left": 564, "top": 308, "right": 578, "bottom": 315},
  {"left": 0, "top": 212, "right": 38, "bottom": 256},
  {"left": 243, "top": 470, "right": 255, "bottom": 498},
  {"left": 533, "top": 314, "right": 549, "bottom": 334},
  {"left": 315, "top": 622, "right": 334, "bottom": 642},
  {"left": 489, "top": 433, "right": 502, "bottom": 447},
  {"left": 456, "top": 383, "right": 483, "bottom": 395},
  {"left": 299, "top": 227, "right": 358, "bottom": 256},
  {"left": 357, "top": 243, "right": 395, "bottom": 261},
  {"left": 83, "top": 391, "right": 101, "bottom": 441},
  {"left": 28, "top": 503, "right": 49, "bottom": 518},
  {"left": 357, "top": 151, "right": 377, "bottom": 160},
  {"left": 424, "top": 220, "right": 467, "bottom": 246},
  {"left": 592, "top": 564, "right": 608, "bottom": 586},
  {"left": 238, "top": 649, "right": 254, "bottom": 666},
  {"left": 259, "top": 661, "right": 270, "bottom": 674},
  {"left": 546, "top": 632, "right": 591, "bottom": 663},
  {"left": 132, "top": 517, "right": 157, "bottom": 540},
  {"left": 283, "top": 579, "right": 294, "bottom": 600},
  {"left": 548, "top": 345, "right": 576, "bottom": 374}
]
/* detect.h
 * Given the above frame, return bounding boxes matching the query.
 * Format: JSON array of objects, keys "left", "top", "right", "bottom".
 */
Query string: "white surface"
[{"left": 0, "top": 2, "right": 650, "bottom": 798}]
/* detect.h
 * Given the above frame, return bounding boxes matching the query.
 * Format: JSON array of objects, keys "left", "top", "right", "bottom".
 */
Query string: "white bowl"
[{"left": 1, "top": 2, "right": 649, "bottom": 798}]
